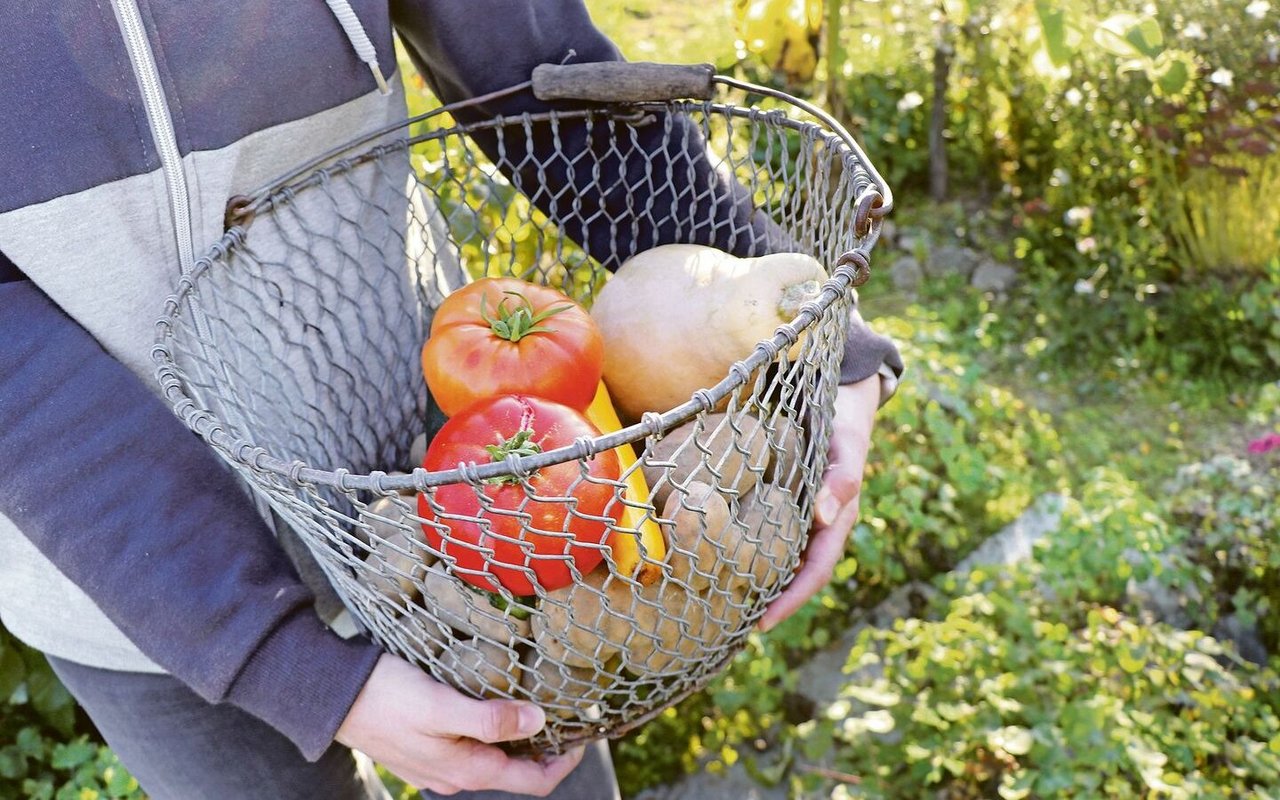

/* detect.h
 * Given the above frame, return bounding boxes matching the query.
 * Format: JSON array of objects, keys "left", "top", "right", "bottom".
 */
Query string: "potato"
[
  {"left": 661, "top": 481, "right": 732, "bottom": 592},
  {"left": 729, "top": 483, "right": 805, "bottom": 593},
  {"left": 434, "top": 635, "right": 520, "bottom": 697},
  {"left": 357, "top": 495, "right": 423, "bottom": 547},
  {"left": 760, "top": 410, "right": 809, "bottom": 496},
  {"left": 618, "top": 588, "right": 733, "bottom": 676},
  {"left": 519, "top": 650, "right": 613, "bottom": 721},
  {"left": 358, "top": 498, "right": 434, "bottom": 601},
  {"left": 643, "top": 411, "right": 772, "bottom": 507},
  {"left": 532, "top": 568, "right": 631, "bottom": 668},
  {"left": 418, "top": 565, "right": 531, "bottom": 645},
  {"left": 409, "top": 432, "right": 429, "bottom": 468}
]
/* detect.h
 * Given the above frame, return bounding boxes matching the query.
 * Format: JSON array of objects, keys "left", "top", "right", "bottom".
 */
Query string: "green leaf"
[
  {"left": 0, "top": 643, "right": 26, "bottom": 702},
  {"left": 842, "top": 683, "right": 902, "bottom": 708},
  {"left": 1035, "top": 1, "right": 1071, "bottom": 67},
  {"left": 1094, "top": 13, "right": 1163, "bottom": 59},
  {"left": 0, "top": 746, "right": 26, "bottom": 780},
  {"left": 50, "top": 739, "right": 97, "bottom": 770},
  {"left": 1152, "top": 52, "right": 1192, "bottom": 96},
  {"left": 27, "top": 666, "right": 77, "bottom": 737},
  {"left": 990, "top": 726, "right": 1035, "bottom": 756}
]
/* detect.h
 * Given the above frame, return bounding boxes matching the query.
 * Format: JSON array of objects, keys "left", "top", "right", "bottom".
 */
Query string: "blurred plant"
[
  {"left": 803, "top": 573, "right": 1280, "bottom": 799},
  {"left": 850, "top": 307, "right": 1064, "bottom": 602},
  {"left": 0, "top": 628, "right": 142, "bottom": 799},
  {"left": 1168, "top": 455, "right": 1280, "bottom": 652}
]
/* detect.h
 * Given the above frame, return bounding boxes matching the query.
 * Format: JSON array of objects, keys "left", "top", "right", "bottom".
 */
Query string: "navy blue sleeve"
[
  {"left": 391, "top": 0, "right": 901, "bottom": 386},
  {"left": 0, "top": 277, "right": 380, "bottom": 761}
]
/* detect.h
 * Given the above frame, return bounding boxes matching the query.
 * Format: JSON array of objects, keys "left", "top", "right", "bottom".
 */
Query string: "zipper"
[{"left": 110, "top": 0, "right": 196, "bottom": 276}]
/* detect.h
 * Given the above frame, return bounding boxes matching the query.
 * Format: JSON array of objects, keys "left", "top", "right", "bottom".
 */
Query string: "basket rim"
[{"left": 151, "top": 88, "right": 886, "bottom": 493}]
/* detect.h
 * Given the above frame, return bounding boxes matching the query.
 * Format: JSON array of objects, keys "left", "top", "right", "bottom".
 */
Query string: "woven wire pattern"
[{"left": 156, "top": 98, "right": 879, "bottom": 752}]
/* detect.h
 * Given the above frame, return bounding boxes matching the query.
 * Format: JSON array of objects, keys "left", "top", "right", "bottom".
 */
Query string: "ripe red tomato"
[
  {"left": 418, "top": 395, "right": 621, "bottom": 595},
  {"left": 421, "top": 278, "right": 604, "bottom": 417}
]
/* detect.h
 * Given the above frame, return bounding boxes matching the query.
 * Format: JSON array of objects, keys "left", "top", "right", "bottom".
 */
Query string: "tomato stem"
[
  {"left": 482, "top": 428, "right": 542, "bottom": 484},
  {"left": 480, "top": 291, "right": 572, "bottom": 342}
]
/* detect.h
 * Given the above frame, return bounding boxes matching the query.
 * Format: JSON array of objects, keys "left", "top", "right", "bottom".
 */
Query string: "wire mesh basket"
[{"left": 153, "top": 62, "right": 892, "bottom": 753}]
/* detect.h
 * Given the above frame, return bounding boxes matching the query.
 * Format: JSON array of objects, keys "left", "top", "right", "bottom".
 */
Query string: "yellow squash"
[{"left": 585, "top": 381, "right": 666, "bottom": 585}]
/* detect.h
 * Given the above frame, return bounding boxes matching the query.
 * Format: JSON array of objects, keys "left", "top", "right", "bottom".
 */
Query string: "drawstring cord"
[{"left": 323, "top": 0, "right": 391, "bottom": 95}]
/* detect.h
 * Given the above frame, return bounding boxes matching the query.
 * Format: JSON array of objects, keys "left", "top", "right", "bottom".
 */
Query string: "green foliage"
[
  {"left": 1168, "top": 455, "right": 1280, "bottom": 651},
  {"left": 851, "top": 307, "right": 1064, "bottom": 603},
  {"left": 614, "top": 304, "right": 1066, "bottom": 795},
  {"left": 0, "top": 629, "right": 142, "bottom": 799},
  {"left": 808, "top": 573, "right": 1280, "bottom": 799},
  {"left": 1031, "top": 467, "right": 1187, "bottom": 613}
]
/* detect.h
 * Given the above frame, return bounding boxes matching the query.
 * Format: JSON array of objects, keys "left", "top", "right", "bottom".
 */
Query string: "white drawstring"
[{"left": 323, "top": 0, "right": 391, "bottom": 95}]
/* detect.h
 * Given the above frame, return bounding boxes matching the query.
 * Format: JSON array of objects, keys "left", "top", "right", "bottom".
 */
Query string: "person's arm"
[
  {"left": 390, "top": 0, "right": 902, "bottom": 391},
  {"left": 0, "top": 264, "right": 379, "bottom": 760},
  {"left": 0, "top": 265, "right": 586, "bottom": 789}
]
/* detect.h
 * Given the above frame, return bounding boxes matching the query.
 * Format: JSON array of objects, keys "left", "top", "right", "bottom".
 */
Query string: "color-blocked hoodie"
[{"left": 0, "top": 0, "right": 901, "bottom": 759}]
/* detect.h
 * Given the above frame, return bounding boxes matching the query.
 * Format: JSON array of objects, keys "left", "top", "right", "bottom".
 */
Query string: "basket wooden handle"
[{"left": 531, "top": 62, "right": 715, "bottom": 103}]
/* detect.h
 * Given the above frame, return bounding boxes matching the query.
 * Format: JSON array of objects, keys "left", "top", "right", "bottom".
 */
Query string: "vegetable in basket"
[
  {"left": 421, "top": 277, "right": 603, "bottom": 416},
  {"left": 590, "top": 244, "right": 829, "bottom": 423},
  {"left": 418, "top": 394, "right": 622, "bottom": 595},
  {"left": 583, "top": 381, "right": 667, "bottom": 586}
]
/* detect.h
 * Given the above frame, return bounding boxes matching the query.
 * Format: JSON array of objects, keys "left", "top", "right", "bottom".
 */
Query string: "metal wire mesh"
[{"left": 154, "top": 85, "right": 885, "bottom": 753}]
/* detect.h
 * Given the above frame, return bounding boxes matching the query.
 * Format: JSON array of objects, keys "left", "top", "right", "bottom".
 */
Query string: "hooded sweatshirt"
[{"left": 0, "top": 0, "right": 901, "bottom": 760}]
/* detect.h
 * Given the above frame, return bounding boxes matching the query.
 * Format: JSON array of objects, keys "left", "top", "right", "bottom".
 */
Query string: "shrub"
[
  {"left": 615, "top": 305, "right": 1066, "bottom": 795},
  {"left": 805, "top": 572, "right": 1280, "bottom": 799},
  {"left": 0, "top": 628, "right": 142, "bottom": 799},
  {"left": 1167, "top": 455, "right": 1280, "bottom": 652},
  {"left": 849, "top": 307, "right": 1064, "bottom": 606}
]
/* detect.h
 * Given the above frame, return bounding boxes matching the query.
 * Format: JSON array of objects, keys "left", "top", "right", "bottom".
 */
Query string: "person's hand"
[
  {"left": 759, "top": 374, "right": 880, "bottom": 631},
  {"left": 336, "top": 654, "right": 584, "bottom": 796}
]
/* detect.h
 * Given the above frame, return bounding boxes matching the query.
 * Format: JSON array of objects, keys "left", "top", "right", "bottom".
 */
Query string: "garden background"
[{"left": 2, "top": 0, "right": 1278, "bottom": 797}]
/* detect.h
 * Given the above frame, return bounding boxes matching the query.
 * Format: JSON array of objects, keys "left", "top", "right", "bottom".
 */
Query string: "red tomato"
[
  {"left": 418, "top": 395, "right": 621, "bottom": 595},
  {"left": 421, "top": 278, "right": 604, "bottom": 416}
]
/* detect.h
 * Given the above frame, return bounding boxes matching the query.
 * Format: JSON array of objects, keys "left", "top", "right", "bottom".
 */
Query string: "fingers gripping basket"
[{"left": 153, "top": 62, "right": 892, "bottom": 753}]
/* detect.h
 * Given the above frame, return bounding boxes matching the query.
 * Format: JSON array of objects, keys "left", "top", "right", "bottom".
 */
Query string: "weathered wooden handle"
[{"left": 531, "top": 62, "right": 715, "bottom": 103}]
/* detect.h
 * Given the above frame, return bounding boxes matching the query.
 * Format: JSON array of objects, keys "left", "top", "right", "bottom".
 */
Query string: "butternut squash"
[{"left": 590, "top": 244, "right": 828, "bottom": 422}]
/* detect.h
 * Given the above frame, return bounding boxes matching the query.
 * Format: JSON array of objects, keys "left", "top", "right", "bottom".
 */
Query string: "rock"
[
  {"left": 1125, "top": 545, "right": 1204, "bottom": 630},
  {"left": 1212, "top": 613, "right": 1269, "bottom": 666},
  {"left": 878, "top": 219, "right": 897, "bottom": 247},
  {"left": 895, "top": 229, "right": 931, "bottom": 257},
  {"left": 926, "top": 244, "right": 984, "bottom": 279},
  {"left": 970, "top": 260, "right": 1019, "bottom": 292},
  {"left": 888, "top": 255, "right": 923, "bottom": 293},
  {"left": 792, "top": 581, "right": 936, "bottom": 709},
  {"left": 952, "top": 494, "right": 1067, "bottom": 577},
  {"left": 793, "top": 494, "right": 1067, "bottom": 711}
]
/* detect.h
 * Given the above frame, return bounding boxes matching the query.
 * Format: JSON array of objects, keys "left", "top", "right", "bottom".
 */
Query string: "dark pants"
[{"left": 48, "top": 655, "right": 619, "bottom": 800}]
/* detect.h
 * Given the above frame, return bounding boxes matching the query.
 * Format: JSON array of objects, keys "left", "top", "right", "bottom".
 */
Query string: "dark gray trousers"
[{"left": 47, "top": 655, "right": 619, "bottom": 800}]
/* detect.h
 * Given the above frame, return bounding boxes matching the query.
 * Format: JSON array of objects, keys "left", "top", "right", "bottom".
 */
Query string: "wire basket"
[{"left": 153, "top": 62, "right": 891, "bottom": 753}]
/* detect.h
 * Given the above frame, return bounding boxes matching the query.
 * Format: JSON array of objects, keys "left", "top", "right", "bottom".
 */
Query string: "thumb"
[
  {"left": 816, "top": 449, "right": 864, "bottom": 526},
  {"left": 443, "top": 696, "right": 547, "bottom": 744}
]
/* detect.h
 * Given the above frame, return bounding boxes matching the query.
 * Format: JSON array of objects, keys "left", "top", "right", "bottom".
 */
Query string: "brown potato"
[
  {"left": 642, "top": 411, "right": 771, "bottom": 508},
  {"left": 760, "top": 410, "right": 809, "bottom": 495},
  {"left": 518, "top": 650, "right": 613, "bottom": 721},
  {"left": 434, "top": 635, "right": 520, "bottom": 697},
  {"left": 618, "top": 588, "right": 734, "bottom": 677},
  {"left": 532, "top": 568, "right": 630, "bottom": 669},
  {"left": 729, "top": 483, "right": 805, "bottom": 593},
  {"left": 358, "top": 499, "right": 433, "bottom": 601},
  {"left": 357, "top": 495, "right": 423, "bottom": 547},
  {"left": 418, "top": 565, "right": 531, "bottom": 645},
  {"left": 661, "top": 481, "right": 732, "bottom": 592}
]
